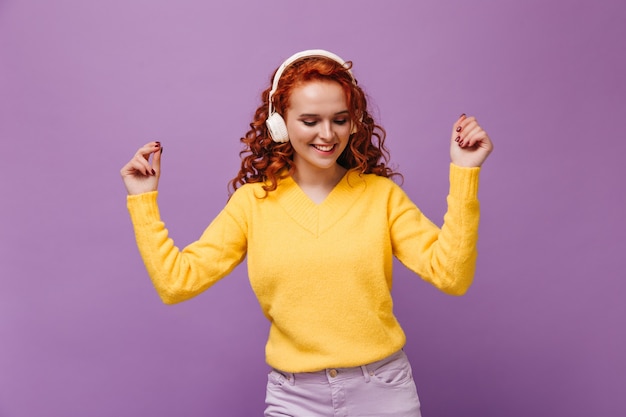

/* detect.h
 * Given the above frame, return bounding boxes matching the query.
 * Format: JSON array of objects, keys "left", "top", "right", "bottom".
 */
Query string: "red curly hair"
[{"left": 228, "top": 54, "right": 400, "bottom": 195}]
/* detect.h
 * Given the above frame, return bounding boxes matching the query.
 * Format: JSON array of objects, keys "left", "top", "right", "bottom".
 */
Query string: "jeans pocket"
[
  {"left": 370, "top": 355, "right": 413, "bottom": 386},
  {"left": 267, "top": 369, "right": 286, "bottom": 387}
]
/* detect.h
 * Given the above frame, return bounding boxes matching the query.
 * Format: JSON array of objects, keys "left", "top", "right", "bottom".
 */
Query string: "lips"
[{"left": 311, "top": 144, "right": 335, "bottom": 152}]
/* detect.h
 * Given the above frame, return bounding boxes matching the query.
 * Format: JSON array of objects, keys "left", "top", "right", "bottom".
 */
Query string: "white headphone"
[{"left": 266, "top": 49, "right": 357, "bottom": 143}]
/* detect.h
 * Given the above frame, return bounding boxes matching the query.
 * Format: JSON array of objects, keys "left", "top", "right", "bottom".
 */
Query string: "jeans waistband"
[{"left": 272, "top": 350, "right": 406, "bottom": 385}]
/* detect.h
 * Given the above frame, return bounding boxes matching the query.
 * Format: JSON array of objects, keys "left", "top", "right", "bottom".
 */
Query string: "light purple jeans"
[{"left": 264, "top": 350, "right": 422, "bottom": 417}]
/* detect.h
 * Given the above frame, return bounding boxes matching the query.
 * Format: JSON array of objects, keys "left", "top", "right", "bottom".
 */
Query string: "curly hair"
[{"left": 228, "top": 54, "right": 400, "bottom": 195}]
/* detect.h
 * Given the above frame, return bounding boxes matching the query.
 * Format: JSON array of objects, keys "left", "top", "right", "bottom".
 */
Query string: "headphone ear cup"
[{"left": 266, "top": 113, "right": 289, "bottom": 143}]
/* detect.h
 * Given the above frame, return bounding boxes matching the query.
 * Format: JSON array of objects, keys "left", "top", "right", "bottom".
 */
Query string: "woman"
[{"left": 120, "top": 49, "right": 493, "bottom": 416}]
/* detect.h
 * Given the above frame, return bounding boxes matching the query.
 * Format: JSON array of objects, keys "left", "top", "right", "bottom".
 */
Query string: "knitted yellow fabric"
[{"left": 127, "top": 164, "right": 481, "bottom": 372}]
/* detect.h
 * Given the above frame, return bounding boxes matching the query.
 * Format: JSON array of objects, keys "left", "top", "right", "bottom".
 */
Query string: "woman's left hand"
[{"left": 449, "top": 114, "right": 494, "bottom": 167}]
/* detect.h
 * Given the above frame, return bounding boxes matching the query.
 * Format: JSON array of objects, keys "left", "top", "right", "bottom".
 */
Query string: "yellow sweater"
[{"left": 127, "top": 164, "right": 481, "bottom": 373}]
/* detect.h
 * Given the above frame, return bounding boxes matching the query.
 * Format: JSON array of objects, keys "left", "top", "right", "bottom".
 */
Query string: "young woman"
[{"left": 120, "top": 49, "right": 493, "bottom": 417}]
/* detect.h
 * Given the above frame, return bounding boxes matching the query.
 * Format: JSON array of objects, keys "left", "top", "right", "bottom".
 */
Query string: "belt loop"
[{"left": 361, "top": 365, "right": 371, "bottom": 383}]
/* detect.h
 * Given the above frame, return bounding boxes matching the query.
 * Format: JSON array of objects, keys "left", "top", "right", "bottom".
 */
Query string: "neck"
[
  {"left": 292, "top": 163, "right": 347, "bottom": 187},
  {"left": 291, "top": 163, "right": 348, "bottom": 204}
]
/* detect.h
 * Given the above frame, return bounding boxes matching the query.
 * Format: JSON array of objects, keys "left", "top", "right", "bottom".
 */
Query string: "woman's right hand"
[{"left": 120, "top": 141, "right": 163, "bottom": 195}]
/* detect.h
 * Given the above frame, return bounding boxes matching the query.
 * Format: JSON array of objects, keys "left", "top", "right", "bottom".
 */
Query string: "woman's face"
[{"left": 284, "top": 80, "right": 352, "bottom": 176}]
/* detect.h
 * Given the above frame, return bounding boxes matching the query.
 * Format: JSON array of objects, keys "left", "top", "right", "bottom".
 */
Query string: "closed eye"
[
  {"left": 299, "top": 112, "right": 350, "bottom": 127},
  {"left": 301, "top": 119, "right": 348, "bottom": 127}
]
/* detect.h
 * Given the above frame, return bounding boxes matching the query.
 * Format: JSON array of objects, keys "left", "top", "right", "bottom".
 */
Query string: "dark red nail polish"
[
  {"left": 151, "top": 169, "right": 156, "bottom": 175},
  {"left": 456, "top": 126, "right": 462, "bottom": 132},
  {"left": 160, "top": 146, "right": 164, "bottom": 154},
  {"left": 460, "top": 113, "right": 466, "bottom": 118},
  {"left": 455, "top": 136, "right": 460, "bottom": 142}
]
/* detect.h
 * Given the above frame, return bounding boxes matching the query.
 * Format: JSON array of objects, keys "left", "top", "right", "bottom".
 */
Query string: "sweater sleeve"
[
  {"left": 390, "top": 164, "right": 481, "bottom": 295},
  {"left": 126, "top": 191, "right": 248, "bottom": 304}
]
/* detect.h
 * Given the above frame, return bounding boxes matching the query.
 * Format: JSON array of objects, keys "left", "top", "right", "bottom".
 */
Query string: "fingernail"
[
  {"left": 160, "top": 146, "right": 164, "bottom": 154},
  {"left": 151, "top": 169, "right": 156, "bottom": 175},
  {"left": 460, "top": 113, "right": 466, "bottom": 118},
  {"left": 456, "top": 126, "right": 462, "bottom": 132},
  {"left": 455, "top": 136, "right": 461, "bottom": 142}
]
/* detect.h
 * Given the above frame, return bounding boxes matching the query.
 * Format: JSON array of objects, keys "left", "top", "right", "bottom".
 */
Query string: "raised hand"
[
  {"left": 120, "top": 141, "right": 163, "bottom": 195},
  {"left": 450, "top": 114, "right": 493, "bottom": 168}
]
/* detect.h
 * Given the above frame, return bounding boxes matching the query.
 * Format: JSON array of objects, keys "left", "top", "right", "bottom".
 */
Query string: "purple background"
[{"left": 1, "top": 0, "right": 624, "bottom": 416}]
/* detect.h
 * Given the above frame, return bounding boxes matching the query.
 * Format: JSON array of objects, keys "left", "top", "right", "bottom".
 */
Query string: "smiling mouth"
[{"left": 312, "top": 144, "right": 335, "bottom": 152}]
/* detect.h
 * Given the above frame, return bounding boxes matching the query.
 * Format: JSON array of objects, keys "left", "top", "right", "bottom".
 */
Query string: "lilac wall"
[{"left": 1, "top": 0, "right": 624, "bottom": 416}]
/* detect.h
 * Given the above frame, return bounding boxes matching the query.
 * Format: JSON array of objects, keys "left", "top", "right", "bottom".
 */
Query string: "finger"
[
  {"left": 474, "top": 132, "right": 494, "bottom": 152},
  {"left": 453, "top": 114, "right": 477, "bottom": 143},
  {"left": 120, "top": 159, "right": 148, "bottom": 178},
  {"left": 452, "top": 114, "right": 466, "bottom": 140},
  {"left": 123, "top": 151, "right": 156, "bottom": 177},
  {"left": 456, "top": 116, "right": 484, "bottom": 147},
  {"left": 152, "top": 142, "right": 163, "bottom": 175},
  {"left": 135, "top": 141, "right": 161, "bottom": 174},
  {"left": 459, "top": 125, "right": 483, "bottom": 147},
  {"left": 129, "top": 154, "right": 154, "bottom": 176},
  {"left": 464, "top": 131, "right": 492, "bottom": 152},
  {"left": 459, "top": 116, "right": 478, "bottom": 133},
  {"left": 135, "top": 141, "right": 162, "bottom": 162}
]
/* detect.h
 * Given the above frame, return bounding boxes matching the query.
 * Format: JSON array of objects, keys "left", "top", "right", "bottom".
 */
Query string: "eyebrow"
[{"left": 298, "top": 110, "right": 350, "bottom": 118}]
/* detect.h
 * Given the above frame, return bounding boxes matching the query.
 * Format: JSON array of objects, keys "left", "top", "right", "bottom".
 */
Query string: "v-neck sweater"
[{"left": 127, "top": 164, "right": 481, "bottom": 373}]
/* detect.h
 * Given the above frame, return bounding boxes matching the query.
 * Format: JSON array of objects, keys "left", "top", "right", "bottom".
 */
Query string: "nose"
[{"left": 318, "top": 121, "right": 334, "bottom": 141}]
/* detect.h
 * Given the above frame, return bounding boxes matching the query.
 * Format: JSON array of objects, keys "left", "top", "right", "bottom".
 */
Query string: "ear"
[
  {"left": 351, "top": 112, "right": 363, "bottom": 135},
  {"left": 350, "top": 121, "right": 358, "bottom": 135}
]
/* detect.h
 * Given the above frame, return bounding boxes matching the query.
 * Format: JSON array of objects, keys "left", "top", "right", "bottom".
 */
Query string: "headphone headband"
[{"left": 267, "top": 49, "right": 356, "bottom": 116}]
